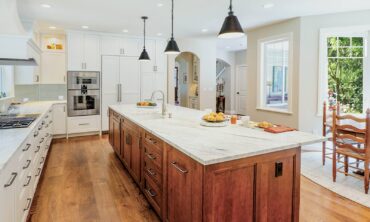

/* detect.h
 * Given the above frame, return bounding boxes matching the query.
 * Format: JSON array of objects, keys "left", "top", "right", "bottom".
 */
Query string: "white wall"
[
  {"left": 168, "top": 37, "right": 217, "bottom": 111},
  {"left": 235, "top": 50, "right": 247, "bottom": 66},
  {"left": 299, "top": 10, "right": 370, "bottom": 134},
  {"left": 247, "top": 18, "right": 301, "bottom": 128}
]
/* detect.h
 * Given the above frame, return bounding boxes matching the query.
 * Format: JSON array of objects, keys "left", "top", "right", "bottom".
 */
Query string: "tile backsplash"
[{"left": 15, "top": 84, "right": 67, "bottom": 102}]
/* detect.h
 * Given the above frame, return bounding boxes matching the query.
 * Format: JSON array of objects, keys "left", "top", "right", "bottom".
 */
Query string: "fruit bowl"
[
  {"left": 202, "top": 112, "right": 227, "bottom": 123},
  {"left": 136, "top": 101, "right": 157, "bottom": 108}
]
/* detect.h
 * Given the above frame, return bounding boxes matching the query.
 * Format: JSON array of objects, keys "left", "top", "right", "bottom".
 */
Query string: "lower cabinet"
[{"left": 108, "top": 108, "right": 301, "bottom": 222}]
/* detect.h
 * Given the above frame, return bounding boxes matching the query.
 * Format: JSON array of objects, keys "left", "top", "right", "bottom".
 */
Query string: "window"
[
  {"left": 258, "top": 33, "right": 293, "bottom": 113},
  {"left": 0, "top": 66, "right": 14, "bottom": 99},
  {"left": 327, "top": 36, "right": 364, "bottom": 113}
]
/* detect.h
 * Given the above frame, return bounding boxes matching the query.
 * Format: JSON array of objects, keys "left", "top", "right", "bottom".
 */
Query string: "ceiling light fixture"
[
  {"left": 157, "top": 33, "right": 163, "bottom": 36},
  {"left": 157, "top": 3, "right": 164, "bottom": 7},
  {"left": 218, "top": 0, "right": 245, "bottom": 39},
  {"left": 164, "top": 0, "right": 180, "bottom": 55},
  {"left": 49, "top": 26, "right": 56, "bottom": 30},
  {"left": 139, "top": 16, "right": 150, "bottom": 61},
  {"left": 263, "top": 3, "right": 275, "bottom": 9},
  {"left": 40, "top": 4, "right": 51, "bottom": 8},
  {"left": 81, "top": 25, "right": 89, "bottom": 29},
  {"left": 201, "top": 29, "right": 208, "bottom": 33},
  {"left": 123, "top": 29, "right": 129, "bottom": 33}
]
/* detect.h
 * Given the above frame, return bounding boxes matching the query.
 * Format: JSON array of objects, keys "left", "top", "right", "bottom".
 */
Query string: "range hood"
[{"left": 0, "top": 0, "right": 39, "bottom": 66}]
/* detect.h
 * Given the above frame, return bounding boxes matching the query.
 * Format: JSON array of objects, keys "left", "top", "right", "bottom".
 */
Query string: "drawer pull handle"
[
  {"left": 40, "top": 157, "right": 45, "bottom": 164},
  {"left": 171, "top": 162, "right": 188, "bottom": 174},
  {"left": 34, "top": 131, "right": 39, "bottom": 137},
  {"left": 23, "top": 143, "right": 31, "bottom": 152},
  {"left": 24, "top": 176, "right": 32, "bottom": 187},
  {"left": 145, "top": 188, "right": 157, "bottom": 197},
  {"left": 49, "top": 120, "right": 53, "bottom": 124},
  {"left": 45, "top": 133, "right": 49, "bottom": 137},
  {"left": 35, "top": 146, "right": 41, "bottom": 153},
  {"left": 146, "top": 153, "right": 156, "bottom": 160},
  {"left": 148, "top": 138, "right": 157, "bottom": 144},
  {"left": 24, "top": 198, "right": 32, "bottom": 211},
  {"left": 45, "top": 115, "right": 49, "bottom": 118},
  {"left": 4, "top": 173, "right": 17, "bottom": 188},
  {"left": 79, "top": 123, "right": 90, "bottom": 126},
  {"left": 45, "top": 124, "right": 49, "bottom": 128},
  {"left": 35, "top": 168, "right": 41, "bottom": 177},
  {"left": 42, "top": 120, "right": 45, "bottom": 125},
  {"left": 39, "top": 138, "right": 44, "bottom": 144},
  {"left": 147, "top": 168, "right": 156, "bottom": 176},
  {"left": 23, "top": 160, "right": 31, "bottom": 169},
  {"left": 126, "top": 135, "right": 132, "bottom": 145},
  {"left": 38, "top": 125, "right": 42, "bottom": 130}
]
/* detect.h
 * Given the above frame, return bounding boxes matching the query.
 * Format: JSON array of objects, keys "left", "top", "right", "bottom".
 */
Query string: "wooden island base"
[{"left": 109, "top": 109, "right": 301, "bottom": 222}]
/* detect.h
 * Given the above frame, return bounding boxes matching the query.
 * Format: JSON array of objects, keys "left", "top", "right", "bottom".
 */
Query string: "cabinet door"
[
  {"left": 130, "top": 131, "right": 141, "bottom": 184},
  {"left": 109, "top": 111, "right": 114, "bottom": 146},
  {"left": 0, "top": 167, "right": 17, "bottom": 222},
  {"left": 119, "top": 57, "right": 141, "bottom": 104},
  {"left": 141, "top": 72, "right": 155, "bottom": 101},
  {"left": 122, "top": 38, "right": 140, "bottom": 57},
  {"left": 112, "top": 117, "right": 121, "bottom": 155},
  {"left": 101, "top": 36, "right": 121, "bottom": 55},
  {"left": 140, "top": 39, "right": 156, "bottom": 73},
  {"left": 41, "top": 53, "right": 66, "bottom": 84},
  {"left": 256, "top": 156, "right": 297, "bottom": 222},
  {"left": 102, "top": 56, "right": 120, "bottom": 131},
  {"left": 53, "top": 104, "right": 67, "bottom": 135},
  {"left": 167, "top": 148, "right": 202, "bottom": 222},
  {"left": 84, "top": 34, "right": 101, "bottom": 71},
  {"left": 67, "top": 32, "right": 84, "bottom": 70},
  {"left": 155, "top": 40, "right": 167, "bottom": 73},
  {"left": 121, "top": 126, "right": 131, "bottom": 167}
]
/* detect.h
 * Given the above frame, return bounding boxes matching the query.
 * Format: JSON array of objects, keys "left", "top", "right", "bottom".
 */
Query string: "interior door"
[
  {"left": 120, "top": 57, "right": 141, "bottom": 104},
  {"left": 236, "top": 65, "right": 248, "bottom": 115},
  {"left": 102, "top": 56, "right": 120, "bottom": 131}
]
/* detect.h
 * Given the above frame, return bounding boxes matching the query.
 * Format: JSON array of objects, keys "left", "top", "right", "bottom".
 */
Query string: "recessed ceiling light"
[
  {"left": 201, "top": 29, "right": 208, "bottom": 33},
  {"left": 157, "top": 3, "right": 164, "bottom": 7},
  {"left": 122, "top": 29, "right": 129, "bottom": 33},
  {"left": 263, "top": 3, "right": 275, "bottom": 9},
  {"left": 40, "top": 4, "right": 51, "bottom": 8},
  {"left": 49, "top": 26, "right": 56, "bottom": 30},
  {"left": 81, "top": 25, "right": 89, "bottom": 29},
  {"left": 226, "top": 46, "right": 231, "bottom": 49},
  {"left": 157, "top": 33, "right": 163, "bottom": 36}
]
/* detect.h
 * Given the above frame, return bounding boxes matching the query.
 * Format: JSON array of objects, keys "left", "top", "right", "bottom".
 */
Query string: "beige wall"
[{"left": 246, "top": 18, "right": 301, "bottom": 128}]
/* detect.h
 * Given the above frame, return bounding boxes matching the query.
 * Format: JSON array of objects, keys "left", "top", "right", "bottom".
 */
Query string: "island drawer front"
[
  {"left": 143, "top": 174, "right": 162, "bottom": 215},
  {"left": 144, "top": 156, "right": 162, "bottom": 186},
  {"left": 144, "top": 143, "right": 162, "bottom": 170},
  {"left": 143, "top": 131, "right": 163, "bottom": 151}
]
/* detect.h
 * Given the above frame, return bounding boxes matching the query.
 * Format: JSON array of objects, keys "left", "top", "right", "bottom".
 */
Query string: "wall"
[
  {"left": 246, "top": 18, "right": 301, "bottom": 128},
  {"left": 299, "top": 10, "right": 370, "bottom": 133},
  {"left": 168, "top": 37, "right": 217, "bottom": 111},
  {"left": 14, "top": 84, "right": 67, "bottom": 102},
  {"left": 235, "top": 50, "right": 247, "bottom": 66}
]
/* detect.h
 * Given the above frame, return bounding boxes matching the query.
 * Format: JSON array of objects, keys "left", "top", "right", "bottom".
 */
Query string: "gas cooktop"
[{"left": 0, "top": 114, "right": 40, "bottom": 129}]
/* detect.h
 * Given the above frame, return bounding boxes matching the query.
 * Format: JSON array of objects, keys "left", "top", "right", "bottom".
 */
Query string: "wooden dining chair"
[
  {"left": 332, "top": 108, "right": 370, "bottom": 194},
  {"left": 322, "top": 102, "right": 341, "bottom": 165}
]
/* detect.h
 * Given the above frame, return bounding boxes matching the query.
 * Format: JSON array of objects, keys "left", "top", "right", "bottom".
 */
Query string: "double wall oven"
[{"left": 67, "top": 71, "right": 100, "bottom": 117}]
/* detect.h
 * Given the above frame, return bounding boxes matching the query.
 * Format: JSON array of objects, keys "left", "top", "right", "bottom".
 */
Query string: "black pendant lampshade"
[
  {"left": 218, "top": 0, "right": 245, "bottom": 38},
  {"left": 139, "top": 16, "right": 150, "bottom": 61},
  {"left": 164, "top": 0, "right": 180, "bottom": 54}
]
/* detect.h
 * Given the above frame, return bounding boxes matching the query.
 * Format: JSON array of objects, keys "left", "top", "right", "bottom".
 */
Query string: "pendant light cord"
[
  {"left": 171, "top": 0, "right": 174, "bottom": 38},
  {"left": 229, "top": 0, "right": 233, "bottom": 14},
  {"left": 143, "top": 18, "right": 146, "bottom": 49}
]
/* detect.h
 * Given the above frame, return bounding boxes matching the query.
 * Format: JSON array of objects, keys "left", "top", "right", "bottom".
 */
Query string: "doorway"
[
  {"left": 236, "top": 65, "right": 248, "bottom": 115},
  {"left": 216, "top": 59, "right": 231, "bottom": 113},
  {"left": 174, "top": 52, "right": 200, "bottom": 109}
]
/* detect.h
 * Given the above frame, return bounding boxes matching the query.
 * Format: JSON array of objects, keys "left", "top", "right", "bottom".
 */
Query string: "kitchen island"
[{"left": 108, "top": 104, "right": 325, "bottom": 222}]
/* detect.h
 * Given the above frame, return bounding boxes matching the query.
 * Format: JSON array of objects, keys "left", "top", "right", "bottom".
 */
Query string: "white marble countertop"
[
  {"left": 110, "top": 104, "right": 326, "bottom": 165},
  {"left": 0, "top": 100, "right": 66, "bottom": 171}
]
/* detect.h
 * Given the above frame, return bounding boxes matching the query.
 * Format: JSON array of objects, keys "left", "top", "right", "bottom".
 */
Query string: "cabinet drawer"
[
  {"left": 144, "top": 131, "right": 163, "bottom": 151},
  {"left": 144, "top": 143, "right": 162, "bottom": 170},
  {"left": 67, "top": 115, "right": 100, "bottom": 134},
  {"left": 143, "top": 174, "right": 162, "bottom": 215},
  {"left": 144, "top": 156, "right": 162, "bottom": 186}
]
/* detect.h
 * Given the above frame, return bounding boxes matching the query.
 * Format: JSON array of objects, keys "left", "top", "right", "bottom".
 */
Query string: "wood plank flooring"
[{"left": 29, "top": 135, "right": 370, "bottom": 222}]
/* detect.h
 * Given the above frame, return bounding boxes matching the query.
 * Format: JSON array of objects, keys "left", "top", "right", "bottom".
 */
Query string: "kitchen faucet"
[{"left": 150, "top": 90, "right": 167, "bottom": 116}]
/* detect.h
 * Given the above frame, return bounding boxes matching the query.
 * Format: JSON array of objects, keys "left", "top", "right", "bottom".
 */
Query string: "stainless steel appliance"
[
  {"left": 67, "top": 71, "right": 100, "bottom": 117},
  {"left": 0, "top": 114, "right": 40, "bottom": 129}
]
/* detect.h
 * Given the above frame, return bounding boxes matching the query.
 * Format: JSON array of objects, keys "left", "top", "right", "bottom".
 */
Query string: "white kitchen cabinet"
[
  {"left": 101, "top": 36, "right": 140, "bottom": 56},
  {"left": 53, "top": 103, "right": 67, "bottom": 135},
  {"left": 139, "top": 39, "right": 156, "bottom": 73},
  {"left": 140, "top": 39, "right": 167, "bottom": 74},
  {"left": 120, "top": 56, "right": 141, "bottom": 103},
  {"left": 67, "top": 115, "right": 100, "bottom": 134},
  {"left": 141, "top": 72, "right": 167, "bottom": 101},
  {"left": 0, "top": 158, "right": 17, "bottom": 222},
  {"left": 41, "top": 53, "right": 66, "bottom": 84},
  {"left": 67, "top": 32, "right": 100, "bottom": 71}
]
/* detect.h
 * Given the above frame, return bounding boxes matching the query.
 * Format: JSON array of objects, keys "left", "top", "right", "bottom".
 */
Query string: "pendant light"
[
  {"left": 218, "top": 0, "right": 245, "bottom": 38},
  {"left": 139, "top": 16, "right": 150, "bottom": 61},
  {"left": 164, "top": 0, "right": 180, "bottom": 54}
]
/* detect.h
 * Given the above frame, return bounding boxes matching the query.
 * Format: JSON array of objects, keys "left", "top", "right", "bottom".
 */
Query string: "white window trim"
[
  {"left": 257, "top": 32, "right": 294, "bottom": 114},
  {"left": 317, "top": 26, "right": 369, "bottom": 116}
]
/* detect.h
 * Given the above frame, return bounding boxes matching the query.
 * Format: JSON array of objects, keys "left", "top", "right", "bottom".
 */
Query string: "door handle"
[{"left": 237, "top": 92, "right": 240, "bottom": 95}]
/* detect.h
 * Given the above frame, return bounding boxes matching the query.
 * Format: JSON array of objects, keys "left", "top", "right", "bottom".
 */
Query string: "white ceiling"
[{"left": 17, "top": 0, "right": 370, "bottom": 51}]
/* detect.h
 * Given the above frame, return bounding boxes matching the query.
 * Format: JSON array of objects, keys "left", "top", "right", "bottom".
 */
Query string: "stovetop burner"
[{"left": 0, "top": 114, "right": 40, "bottom": 129}]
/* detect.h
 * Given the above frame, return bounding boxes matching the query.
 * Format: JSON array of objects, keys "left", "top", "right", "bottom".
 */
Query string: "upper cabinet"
[
  {"left": 101, "top": 36, "right": 140, "bottom": 57},
  {"left": 67, "top": 32, "right": 100, "bottom": 71}
]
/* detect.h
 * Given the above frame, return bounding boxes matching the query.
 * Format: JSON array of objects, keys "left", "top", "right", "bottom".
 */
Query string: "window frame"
[{"left": 257, "top": 32, "right": 294, "bottom": 114}]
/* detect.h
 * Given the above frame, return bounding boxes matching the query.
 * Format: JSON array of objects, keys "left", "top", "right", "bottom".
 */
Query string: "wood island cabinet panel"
[
  {"left": 112, "top": 115, "right": 121, "bottom": 155},
  {"left": 130, "top": 129, "right": 141, "bottom": 184}
]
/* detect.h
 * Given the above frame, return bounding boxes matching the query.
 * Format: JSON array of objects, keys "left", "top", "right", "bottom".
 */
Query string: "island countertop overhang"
[{"left": 109, "top": 104, "right": 325, "bottom": 165}]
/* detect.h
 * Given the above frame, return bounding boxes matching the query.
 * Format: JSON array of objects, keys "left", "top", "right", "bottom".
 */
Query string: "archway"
[{"left": 174, "top": 52, "right": 200, "bottom": 109}]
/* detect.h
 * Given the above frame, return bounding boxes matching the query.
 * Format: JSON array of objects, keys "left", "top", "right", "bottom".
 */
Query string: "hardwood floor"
[{"left": 29, "top": 135, "right": 370, "bottom": 222}]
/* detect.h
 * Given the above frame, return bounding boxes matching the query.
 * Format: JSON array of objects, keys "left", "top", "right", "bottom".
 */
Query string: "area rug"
[{"left": 301, "top": 145, "right": 370, "bottom": 208}]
